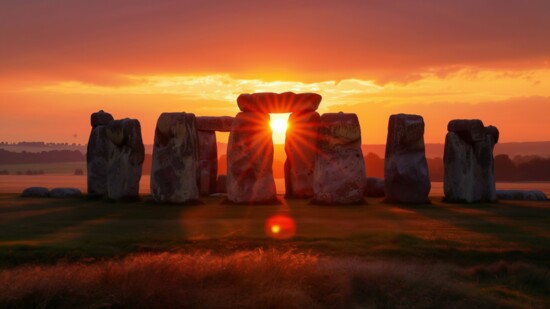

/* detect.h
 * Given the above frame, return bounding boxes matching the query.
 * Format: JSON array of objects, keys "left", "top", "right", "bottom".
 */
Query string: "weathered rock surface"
[
  {"left": 284, "top": 111, "right": 320, "bottom": 198},
  {"left": 313, "top": 113, "right": 365, "bottom": 204},
  {"left": 237, "top": 92, "right": 321, "bottom": 113},
  {"left": 216, "top": 174, "right": 227, "bottom": 193},
  {"left": 87, "top": 115, "right": 112, "bottom": 198},
  {"left": 384, "top": 114, "right": 431, "bottom": 203},
  {"left": 496, "top": 190, "right": 548, "bottom": 201},
  {"left": 444, "top": 119, "right": 499, "bottom": 203},
  {"left": 196, "top": 116, "right": 234, "bottom": 132},
  {"left": 198, "top": 130, "right": 217, "bottom": 195},
  {"left": 106, "top": 118, "right": 145, "bottom": 201},
  {"left": 365, "top": 177, "right": 385, "bottom": 197},
  {"left": 151, "top": 113, "right": 199, "bottom": 203},
  {"left": 227, "top": 112, "right": 276, "bottom": 203},
  {"left": 50, "top": 188, "right": 82, "bottom": 198},
  {"left": 90, "top": 110, "right": 114, "bottom": 128},
  {"left": 21, "top": 187, "right": 49, "bottom": 197}
]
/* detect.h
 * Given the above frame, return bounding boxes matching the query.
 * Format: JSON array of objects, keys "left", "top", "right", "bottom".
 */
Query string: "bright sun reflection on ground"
[{"left": 269, "top": 113, "right": 290, "bottom": 144}]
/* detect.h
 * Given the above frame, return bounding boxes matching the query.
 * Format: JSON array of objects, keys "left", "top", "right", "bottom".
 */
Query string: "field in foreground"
[{"left": 0, "top": 194, "right": 549, "bottom": 308}]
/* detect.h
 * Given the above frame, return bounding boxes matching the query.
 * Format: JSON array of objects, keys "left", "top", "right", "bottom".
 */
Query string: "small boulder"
[
  {"left": 496, "top": 190, "right": 548, "bottom": 201},
  {"left": 21, "top": 187, "right": 50, "bottom": 197},
  {"left": 216, "top": 174, "right": 227, "bottom": 193},
  {"left": 365, "top": 177, "right": 385, "bottom": 197},
  {"left": 50, "top": 188, "right": 82, "bottom": 198}
]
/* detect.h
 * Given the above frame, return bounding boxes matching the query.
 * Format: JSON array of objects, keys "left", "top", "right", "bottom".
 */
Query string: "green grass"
[{"left": 0, "top": 194, "right": 549, "bottom": 308}]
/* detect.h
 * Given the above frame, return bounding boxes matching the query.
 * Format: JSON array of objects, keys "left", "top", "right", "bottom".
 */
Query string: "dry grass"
[{"left": 1, "top": 250, "right": 546, "bottom": 309}]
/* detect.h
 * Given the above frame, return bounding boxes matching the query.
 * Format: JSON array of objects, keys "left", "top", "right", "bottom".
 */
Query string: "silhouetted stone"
[
  {"left": 384, "top": 114, "right": 431, "bottom": 204},
  {"left": 50, "top": 188, "right": 81, "bottom": 198},
  {"left": 496, "top": 190, "right": 548, "bottom": 201},
  {"left": 198, "top": 130, "right": 217, "bottom": 195},
  {"left": 196, "top": 116, "right": 234, "bottom": 132},
  {"left": 444, "top": 119, "right": 499, "bottom": 203},
  {"left": 227, "top": 112, "right": 276, "bottom": 203},
  {"left": 284, "top": 111, "right": 320, "bottom": 198},
  {"left": 237, "top": 92, "right": 321, "bottom": 113},
  {"left": 365, "top": 177, "right": 385, "bottom": 197},
  {"left": 21, "top": 187, "right": 49, "bottom": 197},
  {"left": 216, "top": 174, "right": 227, "bottom": 193},
  {"left": 106, "top": 118, "right": 145, "bottom": 201},
  {"left": 151, "top": 113, "right": 199, "bottom": 203},
  {"left": 313, "top": 113, "right": 365, "bottom": 204},
  {"left": 87, "top": 123, "right": 111, "bottom": 198},
  {"left": 90, "top": 110, "right": 114, "bottom": 128}
]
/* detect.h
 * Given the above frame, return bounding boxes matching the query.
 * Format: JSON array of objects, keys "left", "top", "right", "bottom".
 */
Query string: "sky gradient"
[{"left": 1, "top": 0, "right": 549, "bottom": 144}]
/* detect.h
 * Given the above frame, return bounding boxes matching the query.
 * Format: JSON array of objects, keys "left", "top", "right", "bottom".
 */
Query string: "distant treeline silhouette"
[
  {"left": 0, "top": 149, "right": 85, "bottom": 164},
  {"left": 2, "top": 149, "right": 550, "bottom": 181},
  {"left": 363, "top": 153, "right": 550, "bottom": 182}
]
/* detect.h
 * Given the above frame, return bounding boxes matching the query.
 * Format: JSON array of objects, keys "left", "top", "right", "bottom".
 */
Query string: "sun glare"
[{"left": 269, "top": 113, "right": 290, "bottom": 144}]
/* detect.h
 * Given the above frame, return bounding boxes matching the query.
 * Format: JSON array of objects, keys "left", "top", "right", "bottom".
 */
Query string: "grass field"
[{"left": 0, "top": 194, "right": 549, "bottom": 308}]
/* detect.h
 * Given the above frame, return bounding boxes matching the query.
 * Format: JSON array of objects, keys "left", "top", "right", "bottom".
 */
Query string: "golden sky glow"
[{"left": 1, "top": 1, "right": 549, "bottom": 145}]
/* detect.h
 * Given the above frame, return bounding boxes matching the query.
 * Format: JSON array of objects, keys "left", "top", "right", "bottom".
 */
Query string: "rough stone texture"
[
  {"left": 198, "top": 130, "right": 217, "bottom": 196},
  {"left": 87, "top": 124, "right": 111, "bottom": 198},
  {"left": 444, "top": 119, "right": 499, "bottom": 203},
  {"left": 91, "top": 110, "right": 114, "bottom": 128},
  {"left": 496, "top": 190, "right": 548, "bottom": 201},
  {"left": 106, "top": 118, "right": 145, "bottom": 201},
  {"left": 284, "top": 111, "right": 320, "bottom": 198},
  {"left": 216, "top": 174, "right": 227, "bottom": 193},
  {"left": 384, "top": 114, "right": 431, "bottom": 203},
  {"left": 21, "top": 187, "right": 49, "bottom": 197},
  {"left": 151, "top": 113, "right": 199, "bottom": 203},
  {"left": 365, "top": 177, "right": 385, "bottom": 197},
  {"left": 237, "top": 92, "right": 321, "bottom": 113},
  {"left": 50, "top": 188, "right": 82, "bottom": 198},
  {"left": 227, "top": 112, "right": 276, "bottom": 203},
  {"left": 196, "top": 116, "right": 234, "bottom": 132},
  {"left": 313, "top": 113, "right": 365, "bottom": 204}
]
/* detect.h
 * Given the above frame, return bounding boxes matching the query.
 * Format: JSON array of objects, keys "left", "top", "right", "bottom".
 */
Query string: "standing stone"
[
  {"left": 444, "top": 120, "right": 499, "bottom": 203},
  {"left": 227, "top": 112, "right": 276, "bottom": 203},
  {"left": 284, "top": 111, "right": 320, "bottom": 198},
  {"left": 105, "top": 118, "right": 145, "bottom": 201},
  {"left": 151, "top": 113, "right": 199, "bottom": 203},
  {"left": 87, "top": 110, "right": 114, "bottom": 198},
  {"left": 216, "top": 174, "right": 227, "bottom": 193},
  {"left": 198, "top": 130, "right": 217, "bottom": 196},
  {"left": 313, "top": 113, "right": 365, "bottom": 204},
  {"left": 384, "top": 114, "right": 431, "bottom": 203}
]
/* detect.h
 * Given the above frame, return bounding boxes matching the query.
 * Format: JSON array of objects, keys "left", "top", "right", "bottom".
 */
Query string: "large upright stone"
[
  {"left": 284, "top": 111, "right": 320, "bottom": 198},
  {"left": 105, "top": 118, "right": 145, "bottom": 201},
  {"left": 384, "top": 114, "right": 431, "bottom": 203},
  {"left": 196, "top": 116, "right": 234, "bottom": 132},
  {"left": 151, "top": 113, "right": 199, "bottom": 203},
  {"left": 444, "top": 119, "right": 499, "bottom": 203},
  {"left": 313, "top": 113, "right": 366, "bottom": 204},
  {"left": 87, "top": 110, "right": 114, "bottom": 198},
  {"left": 198, "top": 130, "right": 217, "bottom": 196},
  {"left": 237, "top": 92, "right": 321, "bottom": 113},
  {"left": 227, "top": 112, "right": 276, "bottom": 203}
]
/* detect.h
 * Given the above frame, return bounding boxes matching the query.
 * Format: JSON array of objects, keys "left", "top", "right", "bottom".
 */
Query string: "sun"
[
  {"left": 270, "top": 118, "right": 288, "bottom": 134},
  {"left": 269, "top": 113, "right": 290, "bottom": 144}
]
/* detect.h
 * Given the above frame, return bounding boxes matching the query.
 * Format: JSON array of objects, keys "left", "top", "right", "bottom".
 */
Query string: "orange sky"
[{"left": 1, "top": 0, "right": 549, "bottom": 145}]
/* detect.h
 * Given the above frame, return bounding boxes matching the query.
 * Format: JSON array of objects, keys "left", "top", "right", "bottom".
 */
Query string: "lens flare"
[{"left": 265, "top": 214, "right": 296, "bottom": 239}]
